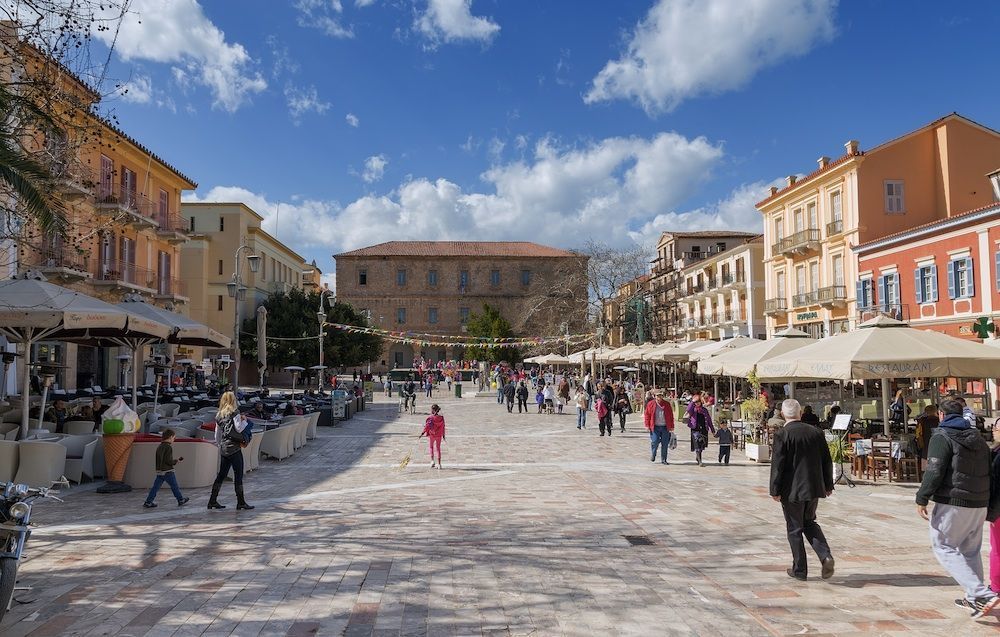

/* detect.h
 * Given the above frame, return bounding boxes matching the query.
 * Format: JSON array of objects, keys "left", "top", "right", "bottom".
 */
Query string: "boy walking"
[
  {"left": 715, "top": 421, "right": 733, "bottom": 465},
  {"left": 143, "top": 429, "right": 190, "bottom": 508}
]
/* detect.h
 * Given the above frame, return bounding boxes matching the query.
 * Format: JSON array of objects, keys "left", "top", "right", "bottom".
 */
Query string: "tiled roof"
[
  {"left": 334, "top": 241, "right": 581, "bottom": 258},
  {"left": 97, "top": 116, "right": 198, "bottom": 188},
  {"left": 660, "top": 230, "right": 760, "bottom": 239},
  {"left": 755, "top": 151, "right": 862, "bottom": 208},
  {"left": 855, "top": 201, "right": 1000, "bottom": 252}
]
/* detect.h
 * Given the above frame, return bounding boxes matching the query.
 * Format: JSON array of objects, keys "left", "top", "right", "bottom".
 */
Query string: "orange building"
[{"left": 757, "top": 114, "right": 1000, "bottom": 338}]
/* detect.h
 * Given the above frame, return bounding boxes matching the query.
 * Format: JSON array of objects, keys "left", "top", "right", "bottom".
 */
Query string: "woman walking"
[
  {"left": 419, "top": 404, "right": 446, "bottom": 468},
  {"left": 686, "top": 390, "right": 714, "bottom": 467},
  {"left": 614, "top": 385, "right": 631, "bottom": 432},
  {"left": 557, "top": 378, "right": 571, "bottom": 415},
  {"left": 574, "top": 386, "right": 588, "bottom": 429},
  {"left": 208, "top": 391, "right": 254, "bottom": 510}
]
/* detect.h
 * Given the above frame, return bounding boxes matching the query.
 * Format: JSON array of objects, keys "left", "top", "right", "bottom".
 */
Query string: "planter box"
[{"left": 747, "top": 442, "right": 771, "bottom": 463}]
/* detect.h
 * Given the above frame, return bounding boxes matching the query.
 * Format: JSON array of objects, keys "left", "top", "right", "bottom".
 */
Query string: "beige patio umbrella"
[
  {"left": 597, "top": 344, "right": 636, "bottom": 363},
  {"left": 757, "top": 316, "right": 1000, "bottom": 434},
  {"left": 687, "top": 336, "right": 760, "bottom": 362},
  {"left": 536, "top": 352, "right": 570, "bottom": 365},
  {"left": 697, "top": 328, "right": 813, "bottom": 377}
]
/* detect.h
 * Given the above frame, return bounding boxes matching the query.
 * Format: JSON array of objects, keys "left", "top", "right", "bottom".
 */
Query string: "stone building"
[{"left": 334, "top": 241, "right": 588, "bottom": 370}]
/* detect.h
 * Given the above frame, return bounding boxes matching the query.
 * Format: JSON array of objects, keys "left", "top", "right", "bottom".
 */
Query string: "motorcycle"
[{"left": 0, "top": 481, "right": 62, "bottom": 622}]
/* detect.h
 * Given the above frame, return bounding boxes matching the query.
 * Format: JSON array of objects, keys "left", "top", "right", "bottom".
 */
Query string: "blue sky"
[{"left": 88, "top": 0, "right": 1000, "bottom": 286}]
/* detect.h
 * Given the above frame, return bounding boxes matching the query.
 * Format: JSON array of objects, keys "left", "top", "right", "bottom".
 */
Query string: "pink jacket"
[{"left": 423, "top": 414, "right": 445, "bottom": 438}]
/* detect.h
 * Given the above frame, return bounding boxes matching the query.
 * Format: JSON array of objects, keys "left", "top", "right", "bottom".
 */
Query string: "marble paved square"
[{"left": 3, "top": 395, "right": 1000, "bottom": 636}]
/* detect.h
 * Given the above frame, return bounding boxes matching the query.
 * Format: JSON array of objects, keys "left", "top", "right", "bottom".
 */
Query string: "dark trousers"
[
  {"left": 599, "top": 415, "right": 613, "bottom": 435},
  {"left": 517, "top": 398, "right": 527, "bottom": 413},
  {"left": 506, "top": 398, "right": 514, "bottom": 413},
  {"left": 618, "top": 411, "right": 627, "bottom": 430},
  {"left": 781, "top": 498, "right": 832, "bottom": 577},
  {"left": 146, "top": 471, "right": 183, "bottom": 504},
  {"left": 719, "top": 444, "right": 731, "bottom": 464},
  {"left": 214, "top": 450, "right": 245, "bottom": 486}
]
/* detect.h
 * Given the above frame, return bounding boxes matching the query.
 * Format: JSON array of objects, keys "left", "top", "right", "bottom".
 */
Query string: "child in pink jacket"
[{"left": 419, "top": 404, "right": 446, "bottom": 469}]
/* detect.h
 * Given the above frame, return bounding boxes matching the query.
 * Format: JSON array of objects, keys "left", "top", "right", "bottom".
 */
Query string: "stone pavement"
[{"left": 3, "top": 395, "right": 1000, "bottom": 636}]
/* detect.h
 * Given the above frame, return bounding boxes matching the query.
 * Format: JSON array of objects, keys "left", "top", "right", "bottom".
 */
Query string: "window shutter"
[
  {"left": 855, "top": 280, "right": 865, "bottom": 307},
  {"left": 947, "top": 261, "right": 957, "bottom": 299},
  {"left": 914, "top": 269, "right": 923, "bottom": 304},
  {"left": 929, "top": 265, "right": 939, "bottom": 302},
  {"left": 995, "top": 252, "right": 1000, "bottom": 292},
  {"left": 877, "top": 275, "right": 886, "bottom": 309},
  {"left": 965, "top": 257, "right": 975, "bottom": 297},
  {"left": 892, "top": 273, "right": 901, "bottom": 305}
]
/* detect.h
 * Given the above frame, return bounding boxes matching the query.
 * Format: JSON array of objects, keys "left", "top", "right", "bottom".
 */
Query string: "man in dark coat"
[{"left": 769, "top": 398, "right": 835, "bottom": 581}]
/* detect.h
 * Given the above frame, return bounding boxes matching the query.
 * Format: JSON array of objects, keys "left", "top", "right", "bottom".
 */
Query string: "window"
[
  {"left": 397, "top": 269, "right": 407, "bottom": 286},
  {"left": 260, "top": 256, "right": 266, "bottom": 281},
  {"left": 809, "top": 261, "right": 819, "bottom": 292},
  {"left": 948, "top": 257, "right": 974, "bottom": 299},
  {"left": 396, "top": 307, "right": 406, "bottom": 324},
  {"left": 459, "top": 307, "right": 470, "bottom": 324},
  {"left": 158, "top": 189, "right": 168, "bottom": 222},
  {"left": 877, "top": 273, "right": 900, "bottom": 310},
  {"left": 218, "top": 259, "right": 223, "bottom": 275},
  {"left": 428, "top": 269, "right": 438, "bottom": 286},
  {"left": 521, "top": 269, "right": 531, "bottom": 286},
  {"left": 795, "top": 266, "right": 806, "bottom": 295},
  {"left": 885, "top": 180, "right": 905, "bottom": 213},
  {"left": 428, "top": 307, "right": 438, "bottom": 324},
  {"left": 459, "top": 270, "right": 469, "bottom": 289},
  {"left": 830, "top": 191, "right": 842, "bottom": 222},
  {"left": 99, "top": 155, "right": 113, "bottom": 198},
  {"left": 915, "top": 265, "right": 938, "bottom": 304},
  {"left": 856, "top": 278, "right": 875, "bottom": 309},
  {"left": 773, "top": 218, "right": 784, "bottom": 242},
  {"left": 189, "top": 216, "right": 196, "bottom": 232},
  {"left": 807, "top": 202, "right": 817, "bottom": 229},
  {"left": 120, "top": 167, "right": 136, "bottom": 203},
  {"left": 996, "top": 252, "right": 1000, "bottom": 292},
  {"left": 490, "top": 269, "right": 500, "bottom": 286},
  {"left": 793, "top": 208, "right": 804, "bottom": 233},
  {"left": 776, "top": 271, "right": 785, "bottom": 298},
  {"left": 358, "top": 269, "right": 367, "bottom": 286},
  {"left": 832, "top": 255, "right": 844, "bottom": 287},
  {"left": 217, "top": 295, "right": 223, "bottom": 311},
  {"left": 219, "top": 216, "right": 225, "bottom": 232}
]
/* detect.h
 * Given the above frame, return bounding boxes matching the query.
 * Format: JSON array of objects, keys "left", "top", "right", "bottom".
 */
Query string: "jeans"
[
  {"left": 577, "top": 410, "right": 587, "bottom": 428},
  {"left": 517, "top": 398, "right": 527, "bottom": 413},
  {"left": 145, "top": 471, "right": 183, "bottom": 503},
  {"left": 506, "top": 398, "right": 514, "bottom": 413},
  {"left": 781, "top": 498, "right": 832, "bottom": 578},
  {"left": 650, "top": 426, "right": 670, "bottom": 461},
  {"left": 497, "top": 387, "right": 504, "bottom": 403},
  {"left": 214, "top": 449, "right": 245, "bottom": 487},
  {"left": 719, "top": 444, "right": 731, "bottom": 464},
  {"left": 930, "top": 502, "right": 992, "bottom": 601}
]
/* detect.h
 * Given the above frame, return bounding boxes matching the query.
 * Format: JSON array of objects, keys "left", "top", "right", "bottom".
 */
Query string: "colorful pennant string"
[{"left": 322, "top": 322, "right": 595, "bottom": 348}]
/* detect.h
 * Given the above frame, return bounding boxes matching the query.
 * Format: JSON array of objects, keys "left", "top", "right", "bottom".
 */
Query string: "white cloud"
[
  {"left": 586, "top": 0, "right": 837, "bottom": 114},
  {"left": 266, "top": 35, "right": 300, "bottom": 78},
  {"left": 285, "top": 84, "right": 332, "bottom": 124},
  {"left": 355, "top": 0, "right": 377, "bottom": 6},
  {"left": 361, "top": 154, "right": 389, "bottom": 183},
  {"left": 416, "top": 0, "right": 500, "bottom": 46},
  {"left": 117, "top": 74, "right": 153, "bottom": 104},
  {"left": 487, "top": 137, "right": 505, "bottom": 162},
  {"left": 345, "top": 113, "right": 360, "bottom": 127},
  {"left": 295, "top": 0, "right": 354, "bottom": 38},
  {"left": 93, "top": 0, "right": 267, "bottom": 112}
]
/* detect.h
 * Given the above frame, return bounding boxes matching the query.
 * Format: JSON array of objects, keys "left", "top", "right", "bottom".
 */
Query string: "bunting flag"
[{"left": 322, "top": 322, "right": 595, "bottom": 348}]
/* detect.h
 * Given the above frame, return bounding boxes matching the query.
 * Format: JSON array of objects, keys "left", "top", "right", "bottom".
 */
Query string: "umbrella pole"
[
  {"left": 131, "top": 347, "right": 140, "bottom": 411},
  {"left": 19, "top": 337, "right": 32, "bottom": 440},
  {"left": 882, "top": 378, "right": 891, "bottom": 436},
  {"left": 713, "top": 376, "right": 719, "bottom": 423}
]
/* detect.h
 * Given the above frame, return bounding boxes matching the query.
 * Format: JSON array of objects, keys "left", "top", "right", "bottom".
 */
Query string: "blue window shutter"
[
  {"left": 965, "top": 257, "right": 974, "bottom": 297},
  {"left": 892, "top": 273, "right": 901, "bottom": 305},
  {"left": 930, "top": 265, "right": 938, "bottom": 302},
  {"left": 855, "top": 280, "right": 865, "bottom": 307},
  {"left": 877, "top": 275, "right": 886, "bottom": 309},
  {"left": 947, "top": 261, "right": 957, "bottom": 299},
  {"left": 914, "top": 268, "right": 924, "bottom": 304}
]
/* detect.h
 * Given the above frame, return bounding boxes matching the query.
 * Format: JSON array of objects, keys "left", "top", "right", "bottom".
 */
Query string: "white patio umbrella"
[
  {"left": 597, "top": 344, "right": 636, "bottom": 363},
  {"left": 697, "top": 329, "right": 814, "bottom": 377},
  {"left": 757, "top": 316, "right": 1000, "bottom": 434},
  {"left": 687, "top": 336, "right": 760, "bottom": 362},
  {"left": 536, "top": 352, "right": 570, "bottom": 365}
]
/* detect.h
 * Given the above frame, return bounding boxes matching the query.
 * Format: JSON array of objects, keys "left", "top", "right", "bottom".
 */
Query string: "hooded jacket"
[
  {"left": 916, "top": 413, "right": 991, "bottom": 508},
  {"left": 422, "top": 414, "right": 445, "bottom": 438}
]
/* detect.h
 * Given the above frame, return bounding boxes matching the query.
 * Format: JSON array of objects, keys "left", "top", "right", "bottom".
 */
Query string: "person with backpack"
[
  {"left": 208, "top": 391, "right": 254, "bottom": 511},
  {"left": 515, "top": 381, "right": 529, "bottom": 413}
]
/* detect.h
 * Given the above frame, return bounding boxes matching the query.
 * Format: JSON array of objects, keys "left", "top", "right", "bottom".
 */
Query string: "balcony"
[
  {"left": 155, "top": 212, "right": 191, "bottom": 243},
  {"left": 764, "top": 298, "right": 788, "bottom": 316},
  {"left": 792, "top": 291, "right": 819, "bottom": 307},
  {"left": 686, "top": 282, "right": 705, "bottom": 296},
  {"left": 93, "top": 259, "right": 156, "bottom": 292},
  {"left": 21, "top": 247, "right": 91, "bottom": 282},
  {"left": 155, "top": 277, "right": 188, "bottom": 302},
  {"left": 816, "top": 285, "right": 847, "bottom": 308},
  {"left": 680, "top": 250, "right": 707, "bottom": 263},
  {"left": 54, "top": 163, "right": 97, "bottom": 199},
  {"left": 270, "top": 280, "right": 292, "bottom": 295},
  {"left": 651, "top": 261, "right": 674, "bottom": 277},
  {"left": 720, "top": 272, "right": 746, "bottom": 289},
  {"left": 720, "top": 309, "right": 745, "bottom": 323},
  {"left": 858, "top": 304, "right": 911, "bottom": 324},
  {"left": 826, "top": 219, "right": 844, "bottom": 237},
  {"left": 95, "top": 190, "right": 158, "bottom": 230},
  {"left": 772, "top": 229, "right": 821, "bottom": 257}
]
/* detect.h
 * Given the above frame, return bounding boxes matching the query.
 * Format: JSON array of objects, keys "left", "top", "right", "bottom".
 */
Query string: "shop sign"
[{"left": 796, "top": 311, "right": 819, "bottom": 321}]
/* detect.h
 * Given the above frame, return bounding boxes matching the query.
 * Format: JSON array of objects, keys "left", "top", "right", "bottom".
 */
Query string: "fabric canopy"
[
  {"left": 686, "top": 336, "right": 760, "bottom": 362},
  {"left": 119, "top": 298, "right": 231, "bottom": 347},
  {"left": 697, "top": 330, "right": 815, "bottom": 377},
  {"left": 597, "top": 343, "right": 637, "bottom": 362}
]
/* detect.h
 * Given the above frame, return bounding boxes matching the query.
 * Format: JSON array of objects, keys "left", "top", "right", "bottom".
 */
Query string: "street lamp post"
[
  {"left": 226, "top": 238, "right": 261, "bottom": 391},
  {"left": 317, "top": 289, "right": 333, "bottom": 391}
]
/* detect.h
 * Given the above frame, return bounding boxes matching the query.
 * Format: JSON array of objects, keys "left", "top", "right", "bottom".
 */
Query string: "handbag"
[{"left": 669, "top": 433, "right": 678, "bottom": 449}]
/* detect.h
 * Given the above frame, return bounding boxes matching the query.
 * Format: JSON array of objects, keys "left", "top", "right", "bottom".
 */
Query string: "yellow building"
[
  {"left": 757, "top": 113, "right": 1000, "bottom": 338},
  {"left": 6, "top": 34, "right": 196, "bottom": 389},
  {"left": 678, "top": 236, "right": 766, "bottom": 340},
  {"left": 179, "top": 202, "right": 315, "bottom": 383}
]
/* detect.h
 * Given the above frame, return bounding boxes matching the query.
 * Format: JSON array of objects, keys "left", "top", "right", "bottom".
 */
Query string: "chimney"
[
  {"left": 817, "top": 156, "right": 830, "bottom": 169},
  {"left": 988, "top": 168, "right": 1000, "bottom": 201},
  {"left": 769, "top": 186, "right": 779, "bottom": 196},
  {"left": 845, "top": 140, "right": 860, "bottom": 155},
  {"left": 785, "top": 175, "right": 797, "bottom": 187}
]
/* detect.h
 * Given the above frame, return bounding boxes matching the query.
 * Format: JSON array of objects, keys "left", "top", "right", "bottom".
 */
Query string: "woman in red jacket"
[
  {"left": 419, "top": 404, "right": 446, "bottom": 469},
  {"left": 643, "top": 390, "right": 674, "bottom": 464}
]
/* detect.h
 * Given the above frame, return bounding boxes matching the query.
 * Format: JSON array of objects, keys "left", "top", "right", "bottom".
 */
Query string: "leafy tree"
[
  {"left": 465, "top": 303, "right": 521, "bottom": 364},
  {"left": 239, "top": 288, "right": 383, "bottom": 374}
]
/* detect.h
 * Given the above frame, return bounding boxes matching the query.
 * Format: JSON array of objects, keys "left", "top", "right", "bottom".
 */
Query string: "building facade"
[
  {"left": 334, "top": 241, "right": 588, "bottom": 370},
  {"left": 678, "top": 236, "right": 766, "bottom": 341},
  {"left": 757, "top": 114, "right": 1000, "bottom": 338},
  {"left": 179, "top": 203, "right": 313, "bottom": 380},
  {"left": 648, "top": 231, "right": 761, "bottom": 342}
]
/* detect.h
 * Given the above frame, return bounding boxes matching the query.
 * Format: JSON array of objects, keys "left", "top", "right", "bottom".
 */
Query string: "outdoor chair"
[
  {"left": 896, "top": 454, "right": 922, "bottom": 482},
  {"left": 305, "top": 411, "right": 320, "bottom": 440},
  {"left": 155, "top": 403, "right": 180, "bottom": 419},
  {"left": 0, "top": 422, "right": 18, "bottom": 441},
  {"left": 241, "top": 432, "right": 263, "bottom": 471},
  {"left": 0, "top": 440, "right": 18, "bottom": 482},
  {"left": 867, "top": 440, "right": 894, "bottom": 482},
  {"left": 57, "top": 434, "right": 100, "bottom": 483},
  {"left": 64, "top": 420, "right": 97, "bottom": 435},
  {"left": 13, "top": 441, "right": 67, "bottom": 487},
  {"left": 123, "top": 436, "right": 219, "bottom": 488},
  {"left": 1, "top": 409, "right": 23, "bottom": 424},
  {"left": 260, "top": 426, "right": 294, "bottom": 461}
]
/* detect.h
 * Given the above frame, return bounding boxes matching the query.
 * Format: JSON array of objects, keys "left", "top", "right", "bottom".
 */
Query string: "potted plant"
[
  {"left": 743, "top": 369, "right": 771, "bottom": 463},
  {"left": 828, "top": 438, "right": 847, "bottom": 482}
]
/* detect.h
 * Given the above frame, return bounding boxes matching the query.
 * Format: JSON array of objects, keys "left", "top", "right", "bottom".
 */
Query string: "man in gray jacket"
[{"left": 916, "top": 398, "right": 998, "bottom": 618}]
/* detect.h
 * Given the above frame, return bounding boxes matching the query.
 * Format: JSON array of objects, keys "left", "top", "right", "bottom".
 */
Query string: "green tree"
[
  {"left": 239, "top": 288, "right": 383, "bottom": 374},
  {"left": 465, "top": 303, "right": 521, "bottom": 364}
]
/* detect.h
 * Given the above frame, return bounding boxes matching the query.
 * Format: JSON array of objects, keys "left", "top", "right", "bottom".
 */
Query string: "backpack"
[{"left": 596, "top": 399, "right": 608, "bottom": 419}]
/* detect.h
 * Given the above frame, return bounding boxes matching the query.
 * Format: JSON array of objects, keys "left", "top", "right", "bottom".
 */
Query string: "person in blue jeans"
[
  {"left": 143, "top": 429, "right": 189, "bottom": 508},
  {"left": 643, "top": 390, "right": 674, "bottom": 464},
  {"left": 574, "top": 386, "right": 588, "bottom": 429}
]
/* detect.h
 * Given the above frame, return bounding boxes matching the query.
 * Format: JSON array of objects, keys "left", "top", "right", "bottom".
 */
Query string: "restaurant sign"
[{"left": 796, "top": 311, "right": 819, "bottom": 321}]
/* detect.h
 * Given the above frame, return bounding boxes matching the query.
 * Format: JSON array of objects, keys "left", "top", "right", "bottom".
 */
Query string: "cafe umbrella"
[{"left": 756, "top": 316, "right": 1000, "bottom": 435}]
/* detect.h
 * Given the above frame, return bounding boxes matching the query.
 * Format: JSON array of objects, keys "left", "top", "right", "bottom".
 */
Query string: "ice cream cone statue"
[{"left": 96, "top": 396, "right": 141, "bottom": 494}]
